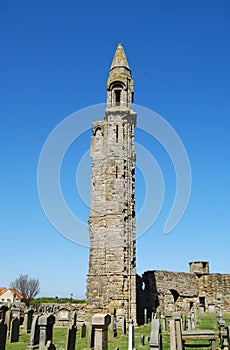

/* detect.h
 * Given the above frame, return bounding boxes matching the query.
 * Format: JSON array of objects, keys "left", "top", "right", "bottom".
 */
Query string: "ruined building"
[
  {"left": 137, "top": 261, "right": 230, "bottom": 323},
  {"left": 86, "top": 44, "right": 137, "bottom": 324},
  {"left": 86, "top": 44, "right": 230, "bottom": 325}
]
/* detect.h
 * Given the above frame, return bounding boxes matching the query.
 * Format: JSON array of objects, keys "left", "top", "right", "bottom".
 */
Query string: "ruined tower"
[{"left": 87, "top": 44, "right": 137, "bottom": 324}]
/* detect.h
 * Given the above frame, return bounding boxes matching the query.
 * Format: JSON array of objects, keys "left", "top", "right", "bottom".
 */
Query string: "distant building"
[{"left": 0, "top": 287, "right": 25, "bottom": 304}]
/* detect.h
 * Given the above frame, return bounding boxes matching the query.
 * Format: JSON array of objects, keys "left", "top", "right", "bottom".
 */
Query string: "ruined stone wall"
[
  {"left": 137, "top": 265, "right": 230, "bottom": 323},
  {"left": 137, "top": 269, "right": 199, "bottom": 322},
  {"left": 199, "top": 274, "right": 230, "bottom": 312}
]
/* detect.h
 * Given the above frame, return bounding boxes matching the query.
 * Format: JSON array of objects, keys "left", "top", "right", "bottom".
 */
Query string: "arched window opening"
[{"left": 115, "top": 89, "right": 121, "bottom": 105}]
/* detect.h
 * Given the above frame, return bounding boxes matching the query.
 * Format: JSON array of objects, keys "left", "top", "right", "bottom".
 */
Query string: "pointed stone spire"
[
  {"left": 107, "top": 44, "right": 134, "bottom": 109},
  {"left": 110, "top": 43, "right": 130, "bottom": 71}
]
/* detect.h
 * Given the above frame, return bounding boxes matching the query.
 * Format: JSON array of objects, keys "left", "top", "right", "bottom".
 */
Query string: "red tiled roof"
[
  {"left": 0, "top": 287, "right": 25, "bottom": 299},
  {"left": 9, "top": 288, "right": 25, "bottom": 299},
  {"left": 0, "top": 287, "right": 7, "bottom": 296}
]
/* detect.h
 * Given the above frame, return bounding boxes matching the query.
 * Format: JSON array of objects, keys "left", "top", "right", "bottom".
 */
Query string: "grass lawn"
[{"left": 5, "top": 313, "right": 225, "bottom": 349}]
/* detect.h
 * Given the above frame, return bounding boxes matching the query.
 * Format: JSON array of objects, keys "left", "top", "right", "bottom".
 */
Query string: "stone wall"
[
  {"left": 137, "top": 263, "right": 230, "bottom": 324},
  {"left": 199, "top": 274, "right": 230, "bottom": 312}
]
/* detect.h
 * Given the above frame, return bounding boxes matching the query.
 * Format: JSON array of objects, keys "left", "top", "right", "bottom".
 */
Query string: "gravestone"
[
  {"left": 122, "top": 317, "right": 126, "bottom": 335},
  {"left": 88, "top": 322, "right": 94, "bottom": 349},
  {"left": 191, "top": 312, "right": 195, "bottom": 330},
  {"left": 109, "top": 314, "right": 117, "bottom": 339},
  {"left": 66, "top": 311, "right": 77, "bottom": 350},
  {"left": 92, "top": 313, "right": 111, "bottom": 350},
  {"left": 26, "top": 314, "right": 40, "bottom": 349},
  {"left": 9, "top": 317, "right": 20, "bottom": 343},
  {"left": 5, "top": 309, "right": 11, "bottom": 337},
  {"left": 11, "top": 307, "right": 21, "bottom": 319},
  {"left": 187, "top": 315, "right": 192, "bottom": 330},
  {"left": 38, "top": 314, "right": 56, "bottom": 350},
  {"left": 0, "top": 306, "right": 8, "bottom": 323},
  {"left": 24, "top": 309, "right": 34, "bottom": 334},
  {"left": 141, "top": 334, "right": 145, "bottom": 346},
  {"left": 128, "top": 324, "right": 135, "bottom": 350},
  {"left": 161, "top": 315, "right": 166, "bottom": 331},
  {"left": 81, "top": 322, "right": 86, "bottom": 338},
  {"left": 144, "top": 308, "right": 148, "bottom": 324},
  {"left": 150, "top": 319, "right": 162, "bottom": 349},
  {"left": 169, "top": 320, "right": 176, "bottom": 350},
  {"left": 0, "top": 320, "right": 7, "bottom": 350}
]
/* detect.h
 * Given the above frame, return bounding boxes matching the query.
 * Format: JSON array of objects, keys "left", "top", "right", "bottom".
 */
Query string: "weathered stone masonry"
[
  {"left": 137, "top": 261, "right": 230, "bottom": 323},
  {"left": 86, "top": 45, "right": 230, "bottom": 326},
  {"left": 87, "top": 44, "right": 137, "bottom": 324}
]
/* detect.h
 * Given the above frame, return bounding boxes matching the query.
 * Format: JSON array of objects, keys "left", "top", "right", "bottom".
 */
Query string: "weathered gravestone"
[
  {"left": 161, "top": 315, "right": 166, "bottom": 331},
  {"left": 122, "top": 317, "right": 126, "bottom": 335},
  {"left": 24, "top": 309, "right": 34, "bottom": 334},
  {"left": 150, "top": 319, "right": 162, "bottom": 350},
  {"left": 81, "top": 322, "right": 86, "bottom": 338},
  {"left": 169, "top": 320, "right": 176, "bottom": 350},
  {"left": 128, "top": 324, "right": 135, "bottom": 350},
  {"left": 0, "top": 306, "right": 8, "bottom": 323},
  {"left": 66, "top": 311, "right": 77, "bottom": 350},
  {"left": 38, "top": 314, "right": 56, "bottom": 350},
  {"left": 26, "top": 314, "right": 40, "bottom": 350},
  {"left": 0, "top": 320, "right": 7, "bottom": 350},
  {"left": 109, "top": 314, "right": 117, "bottom": 339},
  {"left": 92, "top": 313, "right": 111, "bottom": 350},
  {"left": 141, "top": 334, "right": 145, "bottom": 346},
  {"left": 4, "top": 309, "right": 11, "bottom": 337},
  {"left": 9, "top": 317, "right": 20, "bottom": 343},
  {"left": 144, "top": 308, "right": 148, "bottom": 324}
]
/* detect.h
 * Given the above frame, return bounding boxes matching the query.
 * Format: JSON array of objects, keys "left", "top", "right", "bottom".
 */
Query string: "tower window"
[
  {"left": 116, "top": 125, "right": 118, "bottom": 142},
  {"left": 115, "top": 89, "right": 121, "bottom": 105},
  {"left": 116, "top": 166, "right": 118, "bottom": 179}
]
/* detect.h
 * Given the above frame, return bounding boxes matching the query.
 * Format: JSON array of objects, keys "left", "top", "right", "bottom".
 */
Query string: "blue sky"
[{"left": 1, "top": 1, "right": 230, "bottom": 299}]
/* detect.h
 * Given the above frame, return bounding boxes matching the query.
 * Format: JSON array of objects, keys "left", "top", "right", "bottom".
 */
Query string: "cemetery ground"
[{"left": 5, "top": 313, "right": 229, "bottom": 349}]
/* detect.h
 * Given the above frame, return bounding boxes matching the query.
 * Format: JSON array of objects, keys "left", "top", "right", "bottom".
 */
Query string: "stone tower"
[{"left": 87, "top": 44, "right": 137, "bottom": 324}]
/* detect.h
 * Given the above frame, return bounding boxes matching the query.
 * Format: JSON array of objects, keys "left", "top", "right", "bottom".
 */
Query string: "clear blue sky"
[{"left": 1, "top": 1, "right": 229, "bottom": 299}]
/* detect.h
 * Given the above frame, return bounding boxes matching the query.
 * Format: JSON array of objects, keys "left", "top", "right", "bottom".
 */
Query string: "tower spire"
[
  {"left": 110, "top": 43, "right": 130, "bottom": 71},
  {"left": 107, "top": 43, "right": 134, "bottom": 109}
]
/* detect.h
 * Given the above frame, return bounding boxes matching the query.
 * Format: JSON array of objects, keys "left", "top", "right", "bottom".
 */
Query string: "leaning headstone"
[
  {"left": 150, "top": 319, "right": 162, "bottom": 349},
  {"left": 92, "top": 314, "right": 111, "bottom": 350},
  {"left": 0, "top": 320, "right": 7, "bottom": 350},
  {"left": 66, "top": 311, "right": 77, "bottom": 350},
  {"left": 128, "top": 324, "right": 135, "bottom": 350},
  {"left": 81, "top": 322, "right": 86, "bottom": 338},
  {"left": 9, "top": 317, "right": 20, "bottom": 343}
]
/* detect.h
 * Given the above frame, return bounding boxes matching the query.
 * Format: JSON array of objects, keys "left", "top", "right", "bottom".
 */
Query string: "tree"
[{"left": 10, "top": 274, "right": 40, "bottom": 305}]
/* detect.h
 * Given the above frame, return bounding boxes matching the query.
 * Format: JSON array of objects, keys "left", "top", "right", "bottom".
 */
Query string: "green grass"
[{"left": 5, "top": 313, "right": 229, "bottom": 349}]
